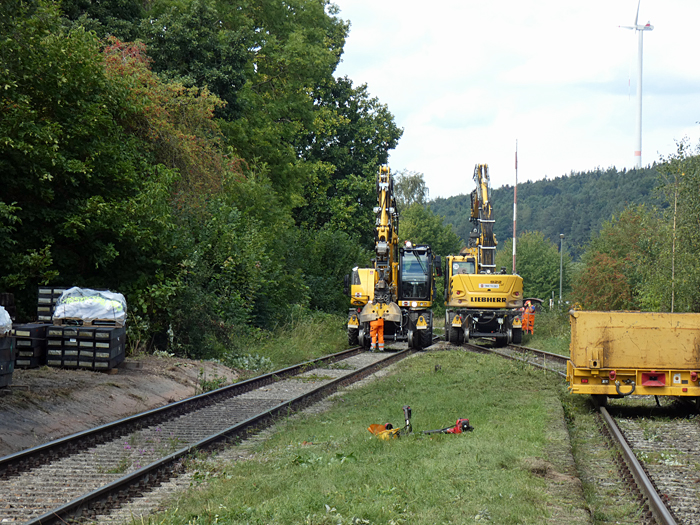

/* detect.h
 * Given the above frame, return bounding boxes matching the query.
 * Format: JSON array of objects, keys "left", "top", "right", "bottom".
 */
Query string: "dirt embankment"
[{"left": 0, "top": 356, "right": 238, "bottom": 457}]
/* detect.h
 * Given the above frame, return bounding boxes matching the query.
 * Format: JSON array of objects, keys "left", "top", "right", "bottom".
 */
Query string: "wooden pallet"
[{"left": 53, "top": 317, "right": 124, "bottom": 328}]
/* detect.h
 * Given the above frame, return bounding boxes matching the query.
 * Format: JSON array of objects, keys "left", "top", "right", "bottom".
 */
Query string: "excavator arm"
[
  {"left": 360, "top": 166, "right": 401, "bottom": 323},
  {"left": 471, "top": 164, "right": 497, "bottom": 273}
]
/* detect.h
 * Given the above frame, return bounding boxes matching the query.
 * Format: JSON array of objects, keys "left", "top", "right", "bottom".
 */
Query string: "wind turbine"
[{"left": 620, "top": 0, "right": 653, "bottom": 169}]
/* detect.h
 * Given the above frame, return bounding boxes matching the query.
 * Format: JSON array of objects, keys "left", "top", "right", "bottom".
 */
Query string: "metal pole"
[
  {"left": 513, "top": 141, "right": 517, "bottom": 274},
  {"left": 559, "top": 234, "right": 564, "bottom": 304},
  {"left": 634, "top": 29, "right": 643, "bottom": 168}
]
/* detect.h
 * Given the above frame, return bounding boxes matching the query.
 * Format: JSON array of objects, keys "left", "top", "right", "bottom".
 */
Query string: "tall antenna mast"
[
  {"left": 620, "top": 0, "right": 653, "bottom": 168},
  {"left": 513, "top": 140, "right": 517, "bottom": 274}
]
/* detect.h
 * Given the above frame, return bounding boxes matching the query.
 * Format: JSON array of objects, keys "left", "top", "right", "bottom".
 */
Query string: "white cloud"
[{"left": 333, "top": 0, "right": 700, "bottom": 198}]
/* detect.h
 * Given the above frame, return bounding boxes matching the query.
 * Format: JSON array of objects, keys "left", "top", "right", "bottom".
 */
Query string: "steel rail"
[
  {"left": 463, "top": 342, "right": 567, "bottom": 378},
  {"left": 0, "top": 347, "right": 362, "bottom": 477},
  {"left": 598, "top": 406, "right": 677, "bottom": 525},
  {"left": 509, "top": 343, "right": 569, "bottom": 364},
  {"left": 464, "top": 339, "right": 675, "bottom": 523},
  {"left": 24, "top": 348, "right": 413, "bottom": 524}
]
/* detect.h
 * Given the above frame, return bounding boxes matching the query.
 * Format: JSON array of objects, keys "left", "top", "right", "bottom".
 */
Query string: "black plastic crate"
[
  {"left": 46, "top": 356, "right": 63, "bottom": 367},
  {"left": 15, "top": 338, "right": 44, "bottom": 349},
  {"left": 77, "top": 326, "right": 126, "bottom": 341},
  {"left": 61, "top": 356, "right": 78, "bottom": 368},
  {"left": 15, "top": 356, "right": 43, "bottom": 369},
  {"left": 36, "top": 287, "right": 69, "bottom": 323},
  {"left": 78, "top": 357, "right": 94, "bottom": 369},
  {"left": 47, "top": 347, "right": 63, "bottom": 358},
  {"left": 94, "top": 343, "right": 125, "bottom": 361},
  {"left": 61, "top": 327, "right": 79, "bottom": 338},
  {"left": 17, "top": 347, "right": 45, "bottom": 358},
  {"left": 38, "top": 286, "right": 69, "bottom": 300},
  {"left": 93, "top": 352, "right": 125, "bottom": 371},
  {"left": 13, "top": 324, "right": 48, "bottom": 339},
  {"left": 62, "top": 348, "right": 79, "bottom": 358},
  {"left": 46, "top": 326, "right": 64, "bottom": 338},
  {"left": 46, "top": 338, "right": 63, "bottom": 350}
]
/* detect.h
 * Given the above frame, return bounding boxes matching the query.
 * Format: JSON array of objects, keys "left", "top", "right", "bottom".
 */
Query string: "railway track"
[
  {"left": 463, "top": 341, "right": 568, "bottom": 377},
  {"left": 460, "top": 339, "right": 690, "bottom": 524},
  {"left": 603, "top": 399, "right": 700, "bottom": 525},
  {"left": 0, "top": 347, "right": 415, "bottom": 524}
]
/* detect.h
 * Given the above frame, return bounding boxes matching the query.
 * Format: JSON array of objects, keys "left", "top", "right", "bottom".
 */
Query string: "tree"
[
  {"left": 496, "top": 232, "right": 571, "bottom": 301},
  {"left": 571, "top": 206, "right": 656, "bottom": 311},
  {"left": 399, "top": 204, "right": 462, "bottom": 258},
  {"left": 394, "top": 169, "right": 428, "bottom": 209},
  {"left": 294, "top": 76, "right": 402, "bottom": 244},
  {"left": 640, "top": 140, "right": 700, "bottom": 312},
  {"left": 0, "top": 2, "right": 169, "bottom": 310},
  {"left": 138, "top": 0, "right": 248, "bottom": 120}
]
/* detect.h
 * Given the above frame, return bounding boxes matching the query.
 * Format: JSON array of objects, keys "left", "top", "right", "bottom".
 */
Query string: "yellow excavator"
[
  {"left": 444, "top": 164, "right": 524, "bottom": 346},
  {"left": 345, "top": 166, "right": 441, "bottom": 350}
]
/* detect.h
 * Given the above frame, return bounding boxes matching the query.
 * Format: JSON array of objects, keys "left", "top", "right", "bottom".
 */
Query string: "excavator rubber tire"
[
  {"left": 420, "top": 328, "right": 432, "bottom": 349},
  {"left": 511, "top": 327, "right": 523, "bottom": 344},
  {"left": 448, "top": 326, "right": 463, "bottom": 345},
  {"left": 348, "top": 328, "right": 359, "bottom": 346}
]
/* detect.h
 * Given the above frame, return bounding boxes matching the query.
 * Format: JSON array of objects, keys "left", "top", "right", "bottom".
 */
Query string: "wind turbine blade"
[{"left": 634, "top": 0, "right": 641, "bottom": 26}]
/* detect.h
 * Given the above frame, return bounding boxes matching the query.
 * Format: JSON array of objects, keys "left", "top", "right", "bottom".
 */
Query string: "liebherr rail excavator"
[
  {"left": 444, "top": 164, "right": 524, "bottom": 346},
  {"left": 345, "top": 166, "right": 441, "bottom": 350}
]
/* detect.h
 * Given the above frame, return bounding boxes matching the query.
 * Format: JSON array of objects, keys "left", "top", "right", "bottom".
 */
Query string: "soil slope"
[{"left": 0, "top": 356, "right": 238, "bottom": 457}]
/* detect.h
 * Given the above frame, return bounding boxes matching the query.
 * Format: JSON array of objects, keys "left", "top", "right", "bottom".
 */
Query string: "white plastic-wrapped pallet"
[
  {"left": 0, "top": 306, "right": 11, "bottom": 335},
  {"left": 52, "top": 287, "right": 127, "bottom": 326}
]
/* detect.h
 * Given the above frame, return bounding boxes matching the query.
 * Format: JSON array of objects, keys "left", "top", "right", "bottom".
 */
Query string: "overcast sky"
[{"left": 332, "top": 0, "right": 700, "bottom": 199}]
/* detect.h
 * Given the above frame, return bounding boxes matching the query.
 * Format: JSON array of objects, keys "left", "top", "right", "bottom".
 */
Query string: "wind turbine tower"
[{"left": 621, "top": 0, "right": 653, "bottom": 169}]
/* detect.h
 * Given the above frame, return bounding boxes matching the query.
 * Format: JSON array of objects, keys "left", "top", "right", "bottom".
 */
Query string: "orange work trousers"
[
  {"left": 370, "top": 318, "right": 384, "bottom": 351},
  {"left": 522, "top": 311, "right": 535, "bottom": 334}
]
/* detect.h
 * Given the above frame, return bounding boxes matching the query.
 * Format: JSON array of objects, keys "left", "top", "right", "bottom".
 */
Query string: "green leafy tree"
[
  {"left": 399, "top": 204, "right": 462, "bottom": 258},
  {"left": 394, "top": 169, "right": 428, "bottom": 208},
  {"left": 0, "top": 2, "right": 170, "bottom": 313},
  {"left": 496, "top": 232, "right": 571, "bottom": 301},
  {"left": 295, "top": 76, "right": 402, "bottom": 245},
  {"left": 138, "top": 0, "right": 247, "bottom": 120},
  {"left": 60, "top": 0, "right": 144, "bottom": 40},
  {"left": 639, "top": 141, "right": 700, "bottom": 312},
  {"left": 216, "top": 0, "right": 350, "bottom": 203},
  {"left": 572, "top": 206, "right": 659, "bottom": 311}
]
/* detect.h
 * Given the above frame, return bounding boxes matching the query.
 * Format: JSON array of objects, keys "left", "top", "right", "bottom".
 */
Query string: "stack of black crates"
[
  {"left": 10, "top": 286, "right": 67, "bottom": 370},
  {"left": 37, "top": 286, "right": 68, "bottom": 323},
  {"left": 47, "top": 325, "right": 126, "bottom": 370},
  {"left": 13, "top": 324, "right": 48, "bottom": 369}
]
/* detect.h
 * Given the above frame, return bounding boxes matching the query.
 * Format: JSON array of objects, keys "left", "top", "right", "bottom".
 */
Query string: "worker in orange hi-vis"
[
  {"left": 370, "top": 317, "right": 385, "bottom": 352},
  {"left": 522, "top": 301, "right": 536, "bottom": 334}
]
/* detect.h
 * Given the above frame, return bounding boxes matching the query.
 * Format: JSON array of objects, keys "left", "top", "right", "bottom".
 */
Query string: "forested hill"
[{"left": 430, "top": 166, "right": 663, "bottom": 259}]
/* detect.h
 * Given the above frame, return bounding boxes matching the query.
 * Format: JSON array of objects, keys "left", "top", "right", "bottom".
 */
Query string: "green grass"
[
  {"left": 145, "top": 351, "right": 563, "bottom": 525},
  {"left": 522, "top": 308, "right": 571, "bottom": 357},
  {"left": 226, "top": 311, "right": 350, "bottom": 375}
]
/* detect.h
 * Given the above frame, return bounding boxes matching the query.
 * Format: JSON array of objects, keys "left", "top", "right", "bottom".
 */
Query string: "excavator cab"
[{"left": 400, "top": 250, "right": 430, "bottom": 300}]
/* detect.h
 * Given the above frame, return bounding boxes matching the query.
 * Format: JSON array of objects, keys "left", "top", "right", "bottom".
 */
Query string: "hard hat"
[{"left": 405, "top": 240, "right": 412, "bottom": 248}]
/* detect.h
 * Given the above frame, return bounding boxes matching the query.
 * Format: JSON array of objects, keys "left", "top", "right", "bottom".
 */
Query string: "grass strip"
[{"left": 146, "top": 350, "right": 568, "bottom": 524}]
